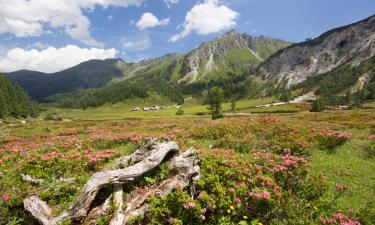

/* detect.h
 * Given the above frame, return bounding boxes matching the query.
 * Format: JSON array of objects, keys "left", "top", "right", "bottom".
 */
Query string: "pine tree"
[
  {"left": 206, "top": 87, "right": 224, "bottom": 120},
  {"left": 0, "top": 91, "right": 8, "bottom": 118},
  {"left": 231, "top": 98, "right": 236, "bottom": 111},
  {"left": 344, "top": 90, "right": 353, "bottom": 103},
  {"left": 310, "top": 99, "right": 326, "bottom": 112}
]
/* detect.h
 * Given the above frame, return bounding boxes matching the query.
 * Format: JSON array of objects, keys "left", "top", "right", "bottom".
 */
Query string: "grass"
[
  {"left": 1, "top": 100, "right": 375, "bottom": 224},
  {"left": 48, "top": 97, "right": 279, "bottom": 120},
  {"left": 310, "top": 129, "right": 375, "bottom": 211}
]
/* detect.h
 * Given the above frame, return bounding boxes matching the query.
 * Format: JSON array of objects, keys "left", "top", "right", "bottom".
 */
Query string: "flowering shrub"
[
  {"left": 148, "top": 148, "right": 327, "bottom": 224},
  {"left": 318, "top": 129, "right": 351, "bottom": 151},
  {"left": 320, "top": 213, "right": 361, "bottom": 225}
]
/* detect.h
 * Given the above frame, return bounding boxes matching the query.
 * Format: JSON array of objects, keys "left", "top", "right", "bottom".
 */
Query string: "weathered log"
[
  {"left": 83, "top": 195, "right": 112, "bottom": 225},
  {"left": 107, "top": 139, "right": 158, "bottom": 170},
  {"left": 20, "top": 174, "right": 44, "bottom": 184},
  {"left": 109, "top": 184, "right": 125, "bottom": 225},
  {"left": 123, "top": 148, "right": 200, "bottom": 224},
  {"left": 24, "top": 141, "right": 179, "bottom": 225}
]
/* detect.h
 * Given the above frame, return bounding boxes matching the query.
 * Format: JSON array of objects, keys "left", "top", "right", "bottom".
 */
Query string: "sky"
[{"left": 0, "top": 0, "right": 374, "bottom": 73}]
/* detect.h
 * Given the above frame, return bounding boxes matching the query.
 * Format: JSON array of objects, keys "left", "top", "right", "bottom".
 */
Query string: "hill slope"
[
  {"left": 4, "top": 58, "right": 129, "bottom": 101},
  {"left": 258, "top": 15, "right": 375, "bottom": 91}
]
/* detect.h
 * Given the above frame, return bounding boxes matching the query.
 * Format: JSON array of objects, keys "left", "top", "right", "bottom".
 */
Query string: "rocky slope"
[
  {"left": 178, "top": 31, "right": 289, "bottom": 83},
  {"left": 258, "top": 15, "right": 375, "bottom": 89}
]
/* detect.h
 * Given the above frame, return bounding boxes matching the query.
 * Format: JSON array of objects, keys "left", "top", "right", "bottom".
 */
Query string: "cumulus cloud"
[
  {"left": 0, "top": 0, "right": 143, "bottom": 46},
  {"left": 0, "top": 45, "right": 117, "bottom": 73},
  {"left": 136, "top": 12, "right": 170, "bottom": 30},
  {"left": 170, "top": 0, "right": 239, "bottom": 42},
  {"left": 164, "top": 0, "right": 178, "bottom": 8}
]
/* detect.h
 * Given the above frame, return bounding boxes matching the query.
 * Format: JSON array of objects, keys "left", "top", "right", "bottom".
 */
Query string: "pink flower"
[
  {"left": 2, "top": 193, "right": 9, "bottom": 201},
  {"left": 262, "top": 191, "right": 270, "bottom": 199}
]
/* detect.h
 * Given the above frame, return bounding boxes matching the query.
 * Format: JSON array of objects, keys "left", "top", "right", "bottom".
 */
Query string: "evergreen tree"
[
  {"left": 0, "top": 91, "right": 8, "bottom": 118},
  {"left": 0, "top": 74, "right": 38, "bottom": 118},
  {"left": 310, "top": 99, "right": 326, "bottom": 112},
  {"left": 206, "top": 87, "right": 224, "bottom": 120},
  {"left": 231, "top": 98, "right": 236, "bottom": 111},
  {"left": 344, "top": 90, "right": 353, "bottom": 103},
  {"left": 279, "top": 90, "right": 292, "bottom": 102}
]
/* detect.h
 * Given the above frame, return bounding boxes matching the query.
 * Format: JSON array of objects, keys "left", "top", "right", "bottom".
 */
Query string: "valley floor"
[{"left": 0, "top": 101, "right": 374, "bottom": 224}]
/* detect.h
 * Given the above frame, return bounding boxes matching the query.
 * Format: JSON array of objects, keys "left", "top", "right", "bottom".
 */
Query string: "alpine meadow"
[{"left": 0, "top": 1, "right": 375, "bottom": 225}]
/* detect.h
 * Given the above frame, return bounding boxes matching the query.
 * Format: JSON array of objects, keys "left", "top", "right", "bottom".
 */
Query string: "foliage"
[
  {"left": 176, "top": 107, "right": 184, "bottom": 116},
  {"left": 310, "top": 99, "right": 326, "bottom": 112},
  {"left": 0, "top": 75, "right": 39, "bottom": 118},
  {"left": 317, "top": 129, "right": 351, "bottom": 152},
  {"left": 279, "top": 90, "right": 292, "bottom": 102},
  {"left": 206, "top": 87, "right": 224, "bottom": 120},
  {"left": 1, "top": 109, "right": 374, "bottom": 224}
]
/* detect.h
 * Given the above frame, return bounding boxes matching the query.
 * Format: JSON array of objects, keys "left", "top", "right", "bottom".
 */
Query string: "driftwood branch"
[
  {"left": 123, "top": 148, "right": 200, "bottom": 224},
  {"left": 24, "top": 141, "right": 200, "bottom": 225},
  {"left": 83, "top": 195, "right": 112, "bottom": 225},
  {"left": 109, "top": 184, "right": 125, "bottom": 225}
]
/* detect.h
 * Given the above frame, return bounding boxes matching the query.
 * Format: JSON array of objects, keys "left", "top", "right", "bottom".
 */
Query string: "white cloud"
[
  {"left": 136, "top": 12, "right": 170, "bottom": 30},
  {"left": 121, "top": 33, "right": 151, "bottom": 51},
  {"left": 0, "top": 0, "right": 143, "bottom": 46},
  {"left": 165, "top": 0, "right": 178, "bottom": 8},
  {"left": 26, "top": 42, "right": 48, "bottom": 50},
  {"left": 170, "top": 0, "right": 239, "bottom": 42},
  {"left": 0, "top": 45, "right": 117, "bottom": 73}
]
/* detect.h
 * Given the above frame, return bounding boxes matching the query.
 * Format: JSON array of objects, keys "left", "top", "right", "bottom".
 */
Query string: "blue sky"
[{"left": 0, "top": 0, "right": 374, "bottom": 73}]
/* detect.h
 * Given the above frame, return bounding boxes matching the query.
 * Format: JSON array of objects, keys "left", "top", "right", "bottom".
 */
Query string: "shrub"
[
  {"left": 176, "top": 107, "right": 184, "bottom": 116},
  {"left": 310, "top": 99, "right": 326, "bottom": 112},
  {"left": 318, "top": 129, "right": 351, "bottom": 151}
]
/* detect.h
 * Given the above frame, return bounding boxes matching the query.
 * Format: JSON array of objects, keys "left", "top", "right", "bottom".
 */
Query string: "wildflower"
[
  {"left": 227, "top": 209, "right": 231, "bottom": 213},
  {"left": 230, "top": 205, "right": 235, "bottom": 210},
  {"left": 335, "top": 183, "right": 347, "bottom": 191},
  {"left": 2, "top": 193, "right": 9, "bottom": 201},
  {"left": 183, "top": 201, "right": 196, "bottom": 209},
  {"left": 262, "top": 191, "right": 270, "bottom": 200},
  {"left": 243, "top": 216, "right": 248, "bottom": 219}
]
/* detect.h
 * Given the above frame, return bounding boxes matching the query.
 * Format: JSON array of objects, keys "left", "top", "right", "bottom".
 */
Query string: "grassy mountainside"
[
  {"left": 48, "top": 32, "right": 288, "bottom": 108},
  {"left": 4, "top": 59, "right": 128, "bottom": 101}
]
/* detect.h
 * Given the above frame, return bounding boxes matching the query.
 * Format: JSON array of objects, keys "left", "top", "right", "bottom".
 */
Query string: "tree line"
[{"left": 0, "top": 75, "right": 39, "bottom": 118}]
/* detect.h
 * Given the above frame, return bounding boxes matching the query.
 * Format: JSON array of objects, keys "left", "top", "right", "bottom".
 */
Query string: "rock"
[{"left": 259, "top": 15, "right": 375, "bottom": 88}]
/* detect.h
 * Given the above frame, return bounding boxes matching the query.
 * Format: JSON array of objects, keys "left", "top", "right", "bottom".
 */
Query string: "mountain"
[
  {"left": 176, "top": 31, "right": 289, "bottom": 84},
  {"left": 4, "top": 58, "right": 129, "bottom": 101},
  {"left": 258, "top": 14, "right": 375, "bottom": 92},
  {"left": 4, "top": 31, "right": 288, "bottom": 105}
]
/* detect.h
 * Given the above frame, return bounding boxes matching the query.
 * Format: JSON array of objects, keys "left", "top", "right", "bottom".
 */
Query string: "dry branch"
[
  {"left": 123, "top": 148, "right": 200, "bottom": 224},
  {"left": 24, "top": 141, "right": 200, "bottom": 225}
]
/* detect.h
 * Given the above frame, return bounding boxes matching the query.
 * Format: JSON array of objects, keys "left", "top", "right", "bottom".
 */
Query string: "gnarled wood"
[
  {"left": 83, "top": 195, "right": 112, "bottom": 225},
  {"left": 24, "top": 142, "right": 200, "bottom": 225},
  {"left": 109, "top": 184, "right": 125, "bottom": 225},
  {"left": 24, "top": 141, "right": 179, "bottom": 225},
  {"left": 123, "top": 148, "right": 200, "bottom": 224}
]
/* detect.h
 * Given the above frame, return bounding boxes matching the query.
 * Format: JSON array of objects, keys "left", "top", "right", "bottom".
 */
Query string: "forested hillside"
[{"left": 0, "top": 75, "right": 39, "bottom": 118}]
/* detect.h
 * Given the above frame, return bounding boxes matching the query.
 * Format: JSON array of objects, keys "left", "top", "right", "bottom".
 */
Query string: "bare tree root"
[{"left": 24, "top": 141, "right": 200, "bottom": 225}]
